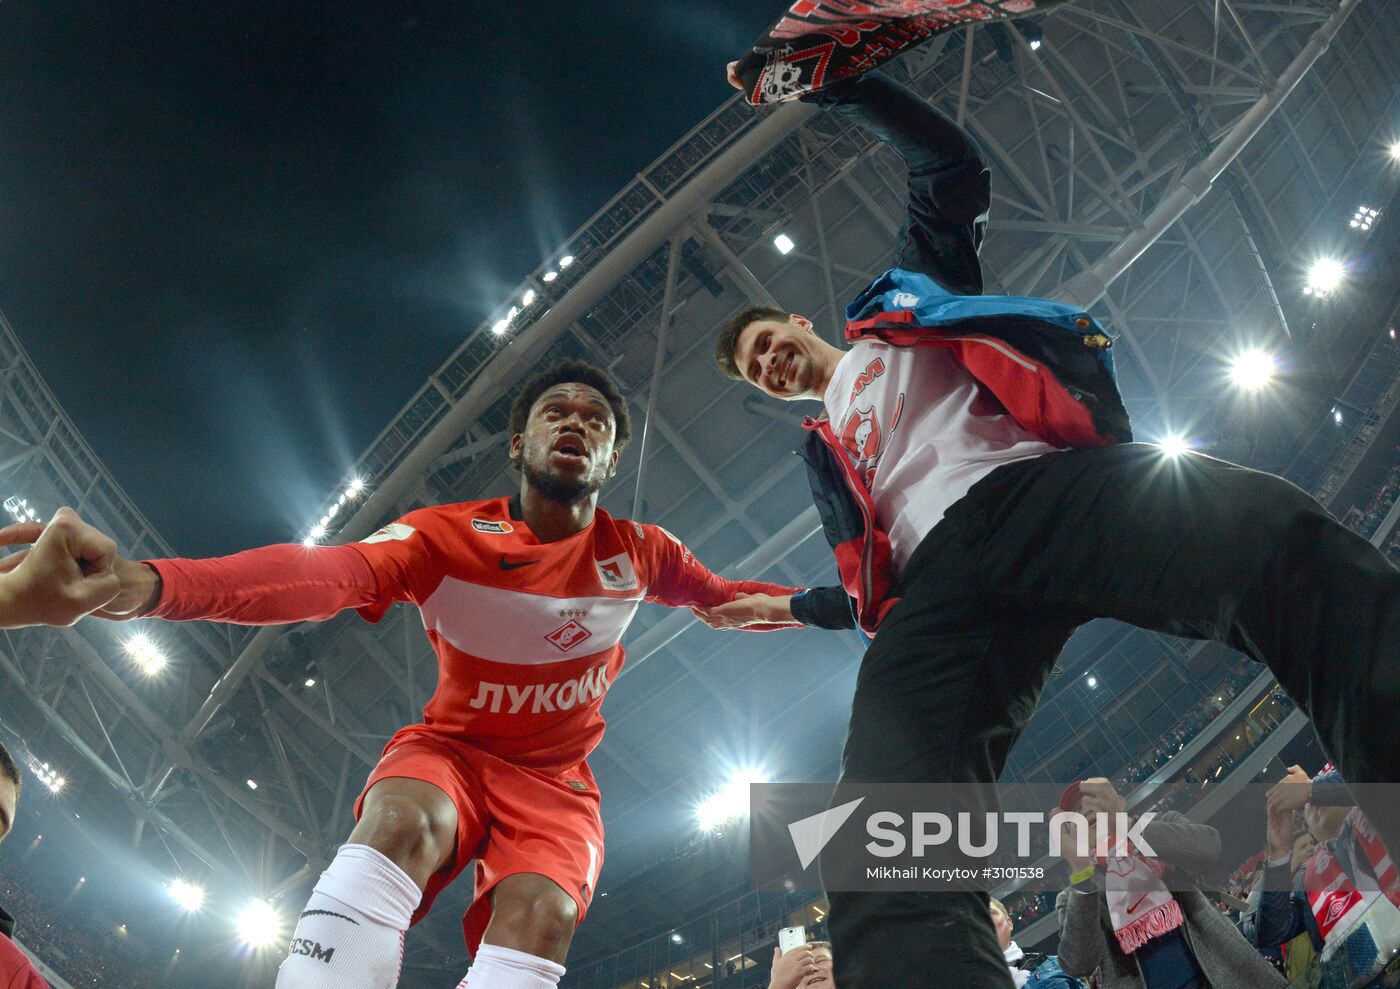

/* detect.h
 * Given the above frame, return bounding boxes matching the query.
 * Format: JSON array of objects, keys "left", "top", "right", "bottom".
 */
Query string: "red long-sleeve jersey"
[
  {"left": 0, "top": 937, "right": 50, "bottom": 989},
  {"left": 148, "top": 497, "right": 797, "bottom": 772}
]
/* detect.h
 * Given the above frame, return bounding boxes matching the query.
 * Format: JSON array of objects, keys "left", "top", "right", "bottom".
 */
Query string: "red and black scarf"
[{"left": 735, "top": 0, "right": 1081, "bottom": 105}]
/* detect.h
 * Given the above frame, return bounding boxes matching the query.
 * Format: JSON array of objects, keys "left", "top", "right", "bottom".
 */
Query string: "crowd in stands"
[
  {"left": 1341, "top": 453, "right": 1400, "bottom": 568},
  {"left": 0, "top": 861, "right": 156, "bottom": 989},
  {"left": 996, "top": 664, "right": 1285, "bottom": 931},
  {"left": 1112, "top": 662, "right": 1262, "bottom": 796}
]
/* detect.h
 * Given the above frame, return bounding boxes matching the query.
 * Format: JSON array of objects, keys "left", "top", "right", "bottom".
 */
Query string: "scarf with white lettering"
[
  {"left": 1306, "top": 808, "right": 1400, "bottom": 944},
  {"left": 1101, "top": 843, "right": 1184, "bottom": 955},
  {"left": 733, "top": 0, "right": 1081, "bottom": 105}
]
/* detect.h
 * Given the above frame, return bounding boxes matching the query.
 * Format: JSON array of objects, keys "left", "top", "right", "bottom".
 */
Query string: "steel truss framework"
[{"left": 1, "top": 1, "right": 1397, "bottom": 982}]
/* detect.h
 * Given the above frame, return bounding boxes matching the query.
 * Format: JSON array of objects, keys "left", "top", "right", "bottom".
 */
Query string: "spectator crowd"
[{"left": 0, "top": 860, "right": 157, "bottom": 989}]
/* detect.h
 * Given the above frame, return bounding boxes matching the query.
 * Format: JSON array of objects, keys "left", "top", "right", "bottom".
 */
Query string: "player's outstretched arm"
[
  {"left": 742, "top": 62, "right": 990, "bottom": 293},
  {"left": 691, "top": 591, "right": 795, "bottom": 630},
  {"left": 0, "top": 507, "right": 122, "bottom": 628},
  {"left": 693, "top": 586, "right": 856, "bottom": 631},
  {"left": 90, "top": 541, "right": 385, "bottom": 626},
  {"left": 637, "top": 523, "right": 807, "bottom": 632}
]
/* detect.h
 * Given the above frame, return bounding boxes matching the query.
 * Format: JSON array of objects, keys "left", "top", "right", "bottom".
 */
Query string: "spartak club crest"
[{"left": 839, "top": 393, "right": 903, "bottom": 487}]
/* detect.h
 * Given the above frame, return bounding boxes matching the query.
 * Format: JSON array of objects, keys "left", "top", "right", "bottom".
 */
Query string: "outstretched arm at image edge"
[{"left": 143, "top": 543, "right": 383, "bottom": 625}]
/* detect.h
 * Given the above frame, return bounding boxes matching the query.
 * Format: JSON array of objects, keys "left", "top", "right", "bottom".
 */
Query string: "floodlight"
[
  {"left": 773, "top": 233, "right": 796, "bottom": 255},
  {"left": 1086, "top": 675, "right": 1098, "bottom": 688},
  {"left": 1306, "top": 258, "right": 1346, "bottom": 297},
  {"left": 125, "top": 634, "right": 167, "bottom": 675},
  {"left": 167, "top": 879, "right": 205, "bottom": 913},
  {"left": 522, "top": 289, "right": 537, "bottom": 306},
  {"left": 696, "top": 769, "right": 767, "bottom": 832},
  {"left": 1229, "top": 349, "right": 1276, "bottom": 391},
  {"left": 234, "top": 899, "right": 283, "bottom": 948},
  {"left": 559, "top": 255, "right": 575, "bottom": 269},
  {"left": 542, "top": 271, "right": 559, "bottom": 283},
  {"left": 1158, "top": 435, "right": 1190, "bottom": 458},
  {"left": 491, "top": 319, "right": 510, "bottom": 336}
]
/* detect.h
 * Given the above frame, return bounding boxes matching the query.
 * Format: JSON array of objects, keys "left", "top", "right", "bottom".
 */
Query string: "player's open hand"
[
  {"left": 726, "top": 60, "right": 744, "bottom": 92},
  {"left": 0, "top": 507, "right": 122, "bottom": 628},
  {"left": 691, "top": 592, "right": 798, "bottom": 630}
]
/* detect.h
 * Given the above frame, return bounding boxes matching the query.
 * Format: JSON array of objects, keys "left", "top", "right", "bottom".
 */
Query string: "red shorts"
[{"left": 352, "top": 725, "right": 604, "bottom": 954}]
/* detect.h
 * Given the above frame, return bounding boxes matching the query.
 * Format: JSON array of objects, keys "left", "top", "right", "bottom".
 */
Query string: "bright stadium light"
[
  {"left": 1029, "top": 38, "right": 1042, "bottom": 50},
  {"left": 558, "top": 255, "right": 575, "bottom": 269},
  {"left": 522, "top": 289, "right": 537, "bottom": 306},
  {"left": 124, "top": 634, "right": 167, "bottom": 675},
  {"left": 1351, "top": 206, "right": 1380, "bottom": 232},
  {"left": 2, "top": 496, "right": 40, "bottom": 524},
  {"left": 167, "top": 879, "right": 206, "bottom": 913},
  {"left": 1085, "top": 674, "right": 1098, "bottom": 688},
  {"left": 542, "top": 270, "right": 559, "bottom": 283},
  {"left": 1390, "top": 142, "right": 1400, "bottom": 162},
  {"left": 234, "top": 899, "right": 283, "bottom": 948},
  {"left": 301, "top": 536, "right": 316, "bottom": 547},
  {"left": 347, "top": 477, "right": 365, "bottom": 496},
  {"left": 1305, "top": 258, "right": 1346, "bottom": 297},
  {"left": 304, "top": 677, "right": 317, "bottom": 688},
  {"left": 308, "top": 524, "right": 327, "bottom": 540},
  {"left": 1158, "top": 435, "right": 1190, "bottom": 458},
  {"left": 696, "top": 769, "right": 767, "bottom": 832},
  {"left": 1230, "top": 349, "right": 1276, "bottom": 391},
  {"left": 491, "top": 319, "right": 510, "bottom": 336},
  {"left": 1332, "top": 407, "right": 1344, "bottom": 425},
  {"left": 773, "top": 233, "right": 796, "bottom": 255},
  {"left": 245, "top": 778, "right": 258, "bottom": 790},
  {"left": 32, "top": 761, "right": 66, "bottom": 793}
]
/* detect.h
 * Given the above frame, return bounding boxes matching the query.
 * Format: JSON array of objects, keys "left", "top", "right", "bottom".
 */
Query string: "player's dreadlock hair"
[
  {"left": 0, "top": 740, "right": 21, "bottom": 795},
  {"left": 715, "top": 304, "right": 790, "bottom": 380},
  {"left": 508, "top": 359, "right": 633, "bottom": 467}
]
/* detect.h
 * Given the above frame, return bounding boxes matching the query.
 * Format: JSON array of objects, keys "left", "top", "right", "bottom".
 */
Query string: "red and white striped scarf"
[
  {"left": 1101, "top": 844, "right": 1184, "bottom": 955},
  {"left": 1306, "top": 808, "right": 1400, "bottom": 944}
]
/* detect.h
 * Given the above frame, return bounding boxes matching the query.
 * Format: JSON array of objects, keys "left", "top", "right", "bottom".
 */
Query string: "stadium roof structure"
[{"left": 1, "top": 1, "right": 1398, "bottom": 984}]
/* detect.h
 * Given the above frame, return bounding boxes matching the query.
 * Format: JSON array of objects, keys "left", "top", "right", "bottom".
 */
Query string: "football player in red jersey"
[
  {"left": 66, "top": 359, "right": 811, "bottom": 989},
  {"left": 0, "top": 741, "right": 53, "bottom": 989}
]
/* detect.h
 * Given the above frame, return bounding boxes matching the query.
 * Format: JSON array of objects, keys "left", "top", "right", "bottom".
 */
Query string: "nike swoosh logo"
[
  {"left": 499, "top": 555, "right": 540, "bottom": 570},
  {"left": 298, "top": 909, "right": 359, "bottom": 925},
  {"left": 1126, "top": 893, "right": 1149, "bottom": 915}
]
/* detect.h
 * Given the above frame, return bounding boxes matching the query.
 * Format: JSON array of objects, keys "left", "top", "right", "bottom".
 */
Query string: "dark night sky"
[{"left": 0, "top": 3, "right": 770, "bottom": 558}]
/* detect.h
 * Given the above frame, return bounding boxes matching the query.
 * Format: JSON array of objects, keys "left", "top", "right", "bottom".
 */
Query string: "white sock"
[
  {"left": 274, "top": 843, "right": 421, "bottom": 989},
  {"left": 454, "top": 943, "right": 566, "bottom": 989}
]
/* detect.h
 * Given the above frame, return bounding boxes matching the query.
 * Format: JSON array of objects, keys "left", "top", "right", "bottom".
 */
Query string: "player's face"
[
  {"left": 514, "top": 383, "right": 619, "bottom": 504},
  {"left": 0, "top": 776, "right": 15, "bottom": 844},
  {"left": 734, "top": 315, "right": 820, "bottom": 401}
]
